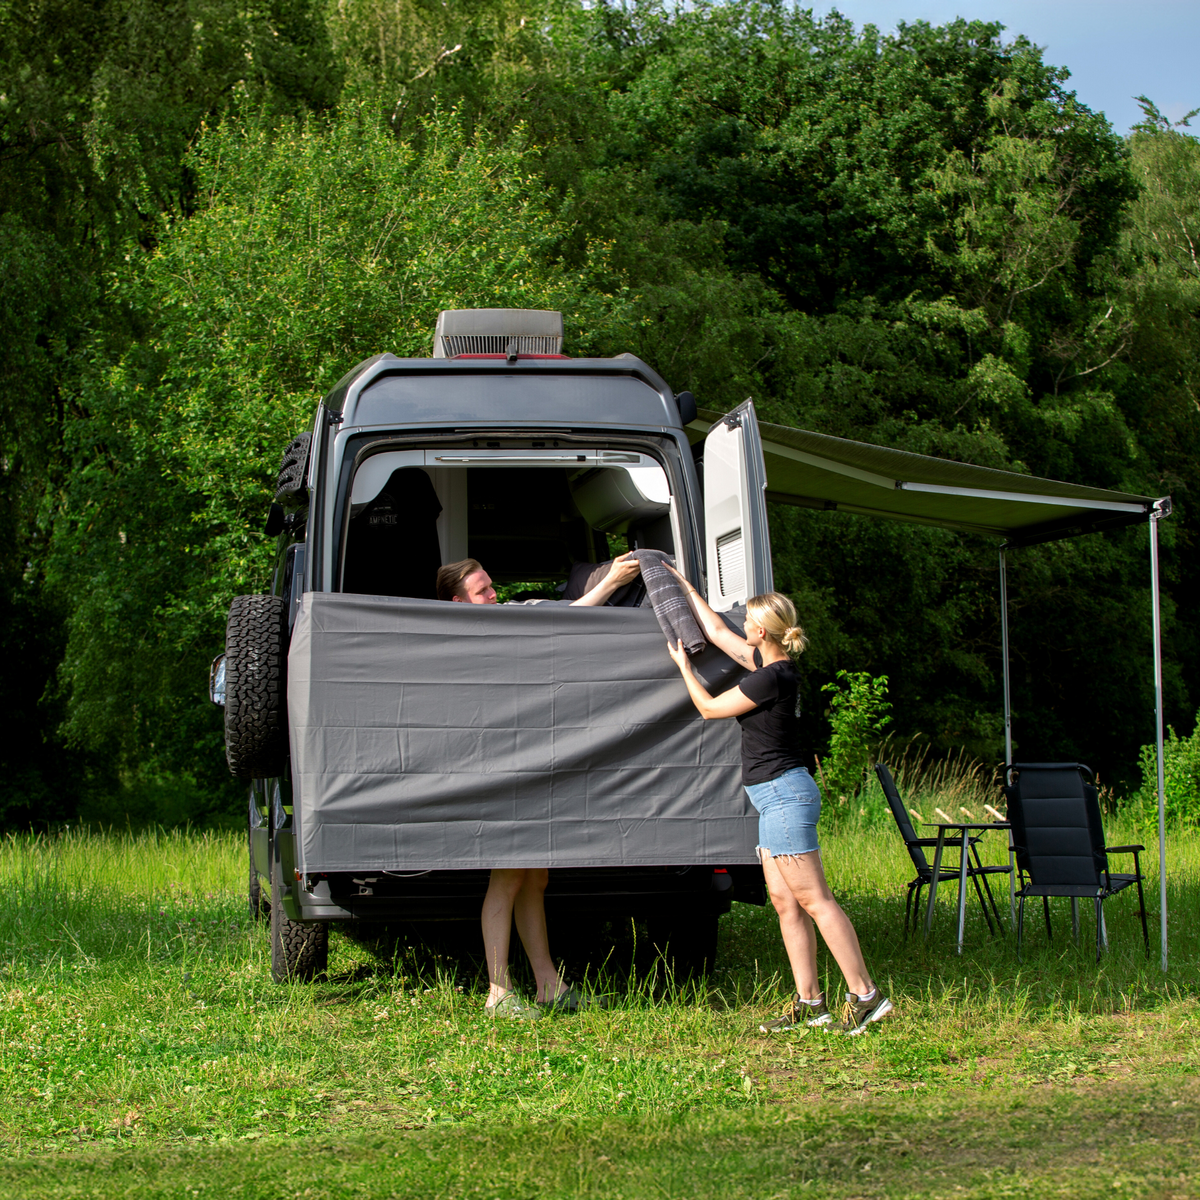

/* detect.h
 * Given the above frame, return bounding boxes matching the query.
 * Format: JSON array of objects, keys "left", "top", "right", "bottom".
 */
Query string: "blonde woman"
[{"left": 665, "top": 582, "right": 892, "bottom": 1036}]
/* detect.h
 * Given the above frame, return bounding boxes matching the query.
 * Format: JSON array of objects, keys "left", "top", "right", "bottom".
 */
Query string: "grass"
[{"left": 1, "top": 820, "right": 1198, "bottom": 1198}]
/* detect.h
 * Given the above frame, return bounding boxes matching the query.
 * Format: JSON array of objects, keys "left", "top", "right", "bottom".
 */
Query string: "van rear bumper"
[{"left": 286, "top": 864, "right": 763, "bottom": 923}]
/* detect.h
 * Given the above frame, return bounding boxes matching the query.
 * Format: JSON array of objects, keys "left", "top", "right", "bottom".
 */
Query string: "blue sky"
[{"left": 810, "top": 0, "right": 1199, "bottom": 135}]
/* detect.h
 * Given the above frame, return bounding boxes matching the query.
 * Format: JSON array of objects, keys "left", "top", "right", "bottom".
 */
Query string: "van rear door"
[{"left": 703, "top": 400, "right": 773, "bottom": 610}]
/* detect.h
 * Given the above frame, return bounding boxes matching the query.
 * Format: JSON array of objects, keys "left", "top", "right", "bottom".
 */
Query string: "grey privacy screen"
[{"left": 288, "top": 593, "right": 758, "bottom": 873}]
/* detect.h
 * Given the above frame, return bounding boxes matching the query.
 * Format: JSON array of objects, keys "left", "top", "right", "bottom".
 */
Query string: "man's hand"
[
  {"left": 570, "top": 551, "right": 641, "bottom": 606},
  {"left": 605, "top": 551, "right": 641, "bottom": 586}
]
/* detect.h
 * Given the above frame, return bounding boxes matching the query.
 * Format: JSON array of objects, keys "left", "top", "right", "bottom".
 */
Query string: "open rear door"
[{"left": 703, "top": 400, "right": 773, "bottom": 610}]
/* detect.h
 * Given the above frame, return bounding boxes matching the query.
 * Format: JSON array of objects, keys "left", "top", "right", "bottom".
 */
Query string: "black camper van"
[{"left": 213, "top": 309, "right": 776, "bottom": 982}]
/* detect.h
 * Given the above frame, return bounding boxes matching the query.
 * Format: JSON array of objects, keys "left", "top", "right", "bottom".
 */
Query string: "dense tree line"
[{"left": 2, "top": 0, "right": 1197, "bottom": 827}]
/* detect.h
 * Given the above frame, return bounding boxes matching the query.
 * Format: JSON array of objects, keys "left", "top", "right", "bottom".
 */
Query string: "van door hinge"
[{"left": 327, "top": 410, "right": 344, "bottom": 426}]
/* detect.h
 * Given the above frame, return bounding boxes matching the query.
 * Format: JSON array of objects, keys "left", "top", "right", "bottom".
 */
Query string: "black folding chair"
[
  {"left": 1003, "top": 762, "right": 1149, "bottom": 962},
  {"left": 875, "top": 763, "right": 1010, "bottom": 938}
]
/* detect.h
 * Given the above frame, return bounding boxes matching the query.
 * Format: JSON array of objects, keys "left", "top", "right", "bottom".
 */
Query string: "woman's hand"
[{"left": 666, "top": 638, "right": 691, "bottom": 672}]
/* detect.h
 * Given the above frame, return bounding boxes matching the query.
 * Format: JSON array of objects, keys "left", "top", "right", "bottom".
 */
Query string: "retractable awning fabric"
[
  {"left": 691, "top": 411, "right": 1157, "bottom": 545},
  {"left": 690, "top": 408, "right": 1171, "bottom": 970}
]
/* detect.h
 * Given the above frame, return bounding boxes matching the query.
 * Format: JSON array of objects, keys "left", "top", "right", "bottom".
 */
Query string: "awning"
[{"left": 690, "top": 411, "right": 1160, "bottom": 545}]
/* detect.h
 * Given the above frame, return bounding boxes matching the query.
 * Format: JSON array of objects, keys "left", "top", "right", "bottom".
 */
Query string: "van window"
[{"left": 340, "top": 449, "right": 674, "bottom": 596}]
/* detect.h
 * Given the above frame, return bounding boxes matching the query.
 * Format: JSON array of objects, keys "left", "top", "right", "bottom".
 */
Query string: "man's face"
[{"left": 453, "top": 568, "right": 497, "bottom": 604}]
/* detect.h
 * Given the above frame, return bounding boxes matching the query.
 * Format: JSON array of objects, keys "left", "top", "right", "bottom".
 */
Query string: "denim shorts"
[{"left": 743, "top": 767, "right": 822, "bottom": 857}]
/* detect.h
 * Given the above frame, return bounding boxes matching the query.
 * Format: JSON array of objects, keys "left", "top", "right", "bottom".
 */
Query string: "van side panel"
[{"left": 287, "top": 592, "right": 756, "bottom": 875}]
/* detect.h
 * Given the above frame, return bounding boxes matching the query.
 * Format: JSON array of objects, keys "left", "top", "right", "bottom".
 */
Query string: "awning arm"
[{"left": 1150, "top": 497, "right": 1171, "bottom": 971}]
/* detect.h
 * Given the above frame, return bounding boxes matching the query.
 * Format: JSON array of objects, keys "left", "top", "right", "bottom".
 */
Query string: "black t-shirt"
[{"left": 735, "top": 650, "right": 805, "bottom": 786}]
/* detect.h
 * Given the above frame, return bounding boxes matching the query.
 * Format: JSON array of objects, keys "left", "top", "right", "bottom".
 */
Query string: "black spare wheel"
[
  {"left": 224, "top": 594, "right": 288, "bottom": 779},
  {"left": 270, "top": 856, "right": 328, "bottom": 982}
]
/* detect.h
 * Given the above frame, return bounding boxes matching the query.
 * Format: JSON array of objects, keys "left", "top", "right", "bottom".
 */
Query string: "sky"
[{"left": 809, "top": 0, "right": 1199, "bottom": 135}]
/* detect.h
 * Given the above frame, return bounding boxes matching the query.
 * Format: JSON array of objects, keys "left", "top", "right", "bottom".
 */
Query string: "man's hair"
[{"left": 436, "top": 558, "right": 484, "bottom": 602}]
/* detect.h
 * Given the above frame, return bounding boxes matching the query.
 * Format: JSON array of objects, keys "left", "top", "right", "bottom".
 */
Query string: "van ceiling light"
[{"left": 433, "top": 309, "right": 564, "bottom": 358}]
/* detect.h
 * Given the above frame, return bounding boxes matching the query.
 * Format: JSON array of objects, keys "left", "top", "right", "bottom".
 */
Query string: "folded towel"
[{"left": 631, "top": 549, "right": 706, "bottom": 655}]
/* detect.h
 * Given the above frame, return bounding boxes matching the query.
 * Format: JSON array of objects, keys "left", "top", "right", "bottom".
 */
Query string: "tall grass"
[{"left": 1, "top": 811, "right": 1197, "bottom": 1162}]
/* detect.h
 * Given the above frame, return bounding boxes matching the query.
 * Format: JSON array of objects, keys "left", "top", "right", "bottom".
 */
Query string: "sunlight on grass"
[{"left": 1, "top": 818, "right": 1197, "bottom": 1170}]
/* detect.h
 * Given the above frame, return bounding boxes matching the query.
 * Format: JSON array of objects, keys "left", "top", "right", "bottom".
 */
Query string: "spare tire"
[{"left": 224, "top": 594, "right": 288, "bottom": 779}]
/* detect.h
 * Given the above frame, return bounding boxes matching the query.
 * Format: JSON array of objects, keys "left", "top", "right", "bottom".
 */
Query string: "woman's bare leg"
[
  {"left": 767, "top": 851, "right": 873, "bottom": 997},
  {"left": 761, "top": 852, "right": 821, "bottom": 998},
  {"left": 511, "top": 869, "right": 565, "bottom": 1002}
]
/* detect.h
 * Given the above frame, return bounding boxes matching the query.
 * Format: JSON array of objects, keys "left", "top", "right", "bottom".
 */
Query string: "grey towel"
[{"left": 631, "top": 550, "right": 706, "bottom": 655}]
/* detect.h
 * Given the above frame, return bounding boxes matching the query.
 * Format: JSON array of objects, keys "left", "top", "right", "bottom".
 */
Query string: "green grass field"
[{"left": 2, "top": 820, "right": 1197, "bottom": 1199}]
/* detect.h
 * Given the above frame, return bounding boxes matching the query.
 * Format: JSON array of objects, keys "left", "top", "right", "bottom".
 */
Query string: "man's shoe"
[
  {"left": 834, "top": 990, "right": 893, "bottom": 1036},
  {"left": 759, "top": 992, "right": 834, "bottom": 1033},
  {"left": 486, "top": 991, "right": 542, "bottom": 1021}
]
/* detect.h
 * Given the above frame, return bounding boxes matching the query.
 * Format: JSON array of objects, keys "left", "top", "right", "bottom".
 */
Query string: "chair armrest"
[{"left": 1105, "top": 844, "right": 1145, "bottom": 854}]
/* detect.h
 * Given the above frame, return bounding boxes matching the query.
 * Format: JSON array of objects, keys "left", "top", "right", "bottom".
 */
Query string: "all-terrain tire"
[
  {"left": 270, "top": 856, "right": 328, "bottom": 983},
  {"left": 249, "top": 826, "right": 268, "bottom": 922},
  {"left": 274, "top": 432, "right": 312, "bottom": 503},
  {"left": 224, "top": 595, "right": 287, "bottom": 779}
]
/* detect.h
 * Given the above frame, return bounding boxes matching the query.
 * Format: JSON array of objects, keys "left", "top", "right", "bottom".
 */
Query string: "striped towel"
[{"left": 632, "top": 550, "right": 706, "bottom": 656}]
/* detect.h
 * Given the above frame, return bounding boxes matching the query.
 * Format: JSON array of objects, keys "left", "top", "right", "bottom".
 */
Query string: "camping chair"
[
  {"left": 1003, "top": 762, "right": 1149, "bottom": 962},
  {"left": 874, "top": 763, "right": 1010, "bottom": 938}
]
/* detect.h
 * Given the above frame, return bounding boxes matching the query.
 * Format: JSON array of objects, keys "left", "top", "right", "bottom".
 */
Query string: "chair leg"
[
  {"left": 1042, "top": 895, "right": 1053, "bottom": 943},
  {"left": 904, "top": 884, "right": 915, "bottom": 939},
  {"left": 969, "top": 870, "right": 996, "bottom": 936},
  {"left": 1071, "top": 897, "right": 1080, "bottom": 944},
  {"left": 969, "top": 844, "right": 1005, "bottom": 932},
  {"left": 1134, "top": 875, "right": 1150, "bottom": 958},
  {"left": 1017, "top": 895, "right": 1025, "bottom": 962},
  {"left": 1095, "top": 897, "right": 1103, "bottom": 963}
]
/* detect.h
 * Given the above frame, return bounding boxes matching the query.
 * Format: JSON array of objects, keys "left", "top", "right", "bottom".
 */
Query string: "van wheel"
[
  {"left": 270, "top": 857, "right": 328, "bottom": 983},
  {"left": 249, "top": 827, "right": 268, "bottom": 922},
  {"left": 224, "top": 595, "right": 287, "bottom": 779},
  {"left": 647, "top": 911, "right": 718, "bottom": 981}
]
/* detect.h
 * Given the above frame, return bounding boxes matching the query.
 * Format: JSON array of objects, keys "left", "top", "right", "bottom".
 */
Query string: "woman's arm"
[
  {"left": 570, "top": 552, "right": 641, "bottom": 607},
  {"left": 666, "top": 640, "right": 759, "bottom": 719},
  {"left": 666, "top": 565, "right": 755, "bottom": 669}
]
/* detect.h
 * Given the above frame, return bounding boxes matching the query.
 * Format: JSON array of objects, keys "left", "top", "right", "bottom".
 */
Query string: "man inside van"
[
  {"left": 435, "top": 554, "right": 640, "bottom": 607},
  {"left": 435, "top": 554, "right": 639, "bottom": 1018}
]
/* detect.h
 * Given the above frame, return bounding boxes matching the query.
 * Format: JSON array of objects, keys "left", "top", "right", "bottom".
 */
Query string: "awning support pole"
[
  {"left": 1000, "top": 548, "right": 1015, "bottom": 925},
  {"left": 1150, "top": 505, "right": 1168, "bottom": 972}
]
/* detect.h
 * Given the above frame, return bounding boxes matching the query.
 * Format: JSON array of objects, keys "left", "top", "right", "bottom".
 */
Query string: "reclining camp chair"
[
  {"left": 874, "top": 763, "right": 1010, "bottom": 938},
  {"left": 1003, "top": 762, "right": 1149, "bottom": 962}
]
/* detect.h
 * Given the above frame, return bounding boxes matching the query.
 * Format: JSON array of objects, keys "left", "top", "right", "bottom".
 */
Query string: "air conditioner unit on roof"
[{"left": 432, "top": 309, "right": 564, "bottom": 358}]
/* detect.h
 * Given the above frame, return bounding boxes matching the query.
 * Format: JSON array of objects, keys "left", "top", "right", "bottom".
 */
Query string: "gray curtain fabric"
[
  {"left": 631, "top": 549, "right": 706, "bottom": 654},
  {"left": 288, "top": 592, "right": 757, "bottom": 874}
]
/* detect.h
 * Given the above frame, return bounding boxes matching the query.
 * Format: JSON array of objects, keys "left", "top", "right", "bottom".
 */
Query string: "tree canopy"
[{"left": 3, "top": 0, "right": 1198, "bottom": 825}]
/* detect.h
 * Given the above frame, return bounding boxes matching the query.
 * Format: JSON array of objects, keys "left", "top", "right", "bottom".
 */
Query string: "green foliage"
[
  {"left": 50, "top": 102, "right": 601, "bottom": 784},
  {"left": 0, "top": 0, "right": 1197, "bottom": 823},
  {"left": 1132, "top": 712, "right": 1200, "bottom": 829},
  {"left": 817, "top": 671, "right": 892, "bottom": 804}
]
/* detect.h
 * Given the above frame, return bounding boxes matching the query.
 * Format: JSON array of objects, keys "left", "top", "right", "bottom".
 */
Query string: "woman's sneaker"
[
  {"left": 759, "top": 992, "right": 834, "bottom": 1033},
  {"left": 835, "top": 991, "right": 893, "bottom": 1035}
]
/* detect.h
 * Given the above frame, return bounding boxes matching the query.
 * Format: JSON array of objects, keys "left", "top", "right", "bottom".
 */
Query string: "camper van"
[{"left": 214, "top": 309, "right": 776, "bottom": 982}]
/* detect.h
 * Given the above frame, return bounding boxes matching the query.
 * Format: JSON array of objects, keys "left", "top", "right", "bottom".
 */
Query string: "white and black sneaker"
[
  {"left": 835, "top": 990, "right": 894, "bottom": 1035},
  {"left": 759, "top": 992, "right": 835, "bottom": 1033}
]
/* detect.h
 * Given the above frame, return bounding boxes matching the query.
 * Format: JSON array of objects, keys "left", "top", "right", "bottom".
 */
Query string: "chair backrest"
[
  {"left": 874, "top": 763, "right": 930, "bottom": 873},
  {"left": 1003, "top": 762, "right": 1105, "bottom": 888},
  {"left": 342, "top": 467, "right": 443, "bottom": 600}
]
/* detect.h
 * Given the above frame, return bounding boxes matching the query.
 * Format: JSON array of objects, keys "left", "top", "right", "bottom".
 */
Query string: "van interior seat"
[{"left": 342, "top": 467, "right": 442, "bottom": 600}]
